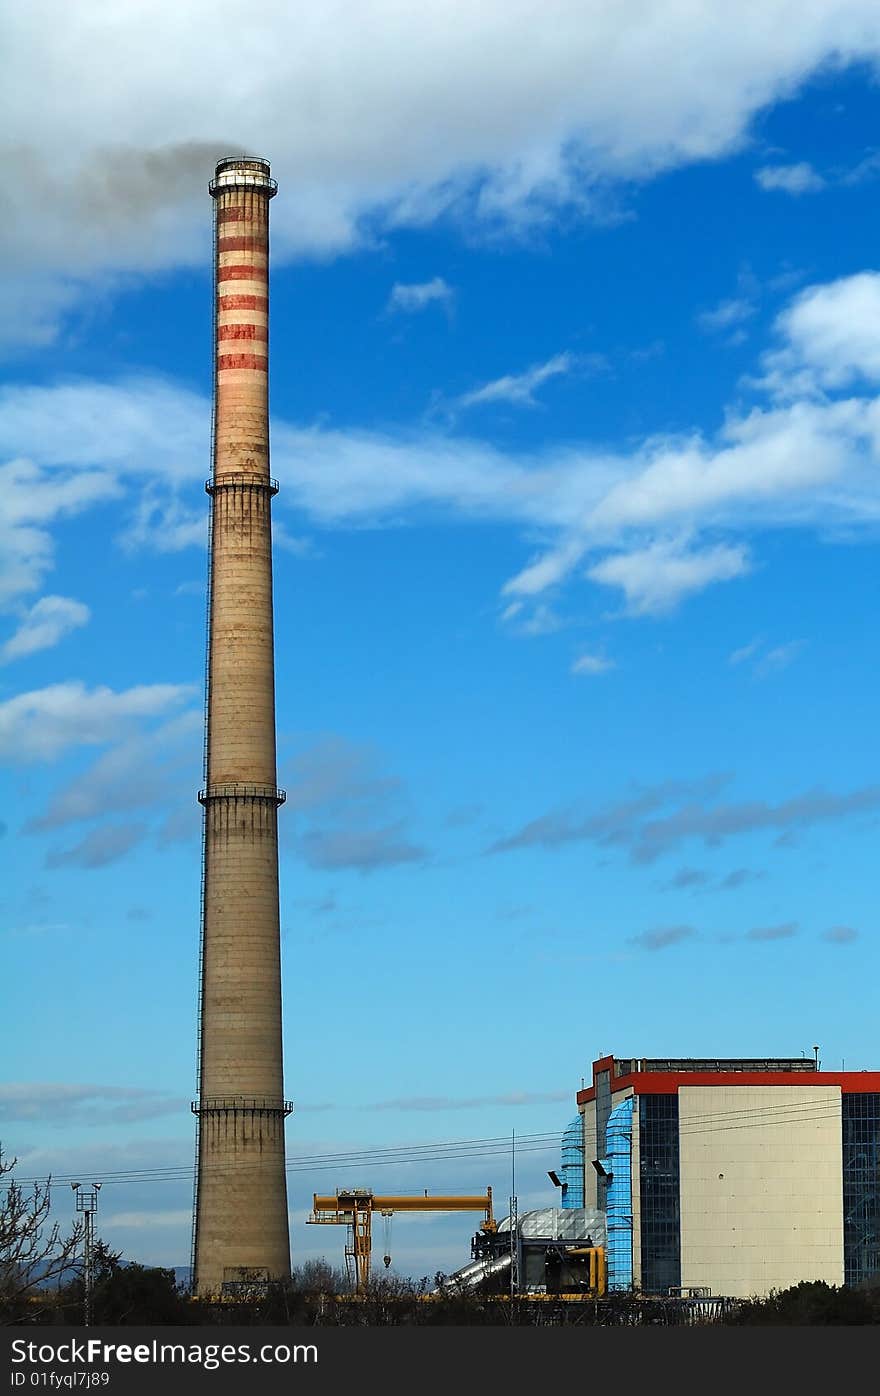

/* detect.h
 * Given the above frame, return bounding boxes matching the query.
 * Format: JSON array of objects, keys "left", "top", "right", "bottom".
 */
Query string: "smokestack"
[{"left": 192, "top": 156, "right": 291, "bottom": 1296}]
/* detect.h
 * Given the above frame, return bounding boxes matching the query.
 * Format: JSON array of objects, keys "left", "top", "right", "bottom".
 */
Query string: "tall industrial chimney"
[{"left": 192, "top": 157, "right": 291, "bottom": 1296}]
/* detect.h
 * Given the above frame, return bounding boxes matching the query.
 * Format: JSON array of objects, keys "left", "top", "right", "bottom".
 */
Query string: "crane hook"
[{"left": 382, "top": 1211, "right": 392, "bottom": 1269}]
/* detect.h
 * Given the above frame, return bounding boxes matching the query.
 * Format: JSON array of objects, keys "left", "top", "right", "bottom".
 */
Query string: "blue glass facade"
[
  {"left": 638, "top": 1093, "right": 681, "bottom": 1295},
  {"left": 604, "top": 1097, "right": 634, "bottom": 1291},
  {"left": 842, "top": 1092, "right": 880, "bottom": 1287},
  {"left": 560, "top": 1116, "right": 584, "bottom": 1209}
]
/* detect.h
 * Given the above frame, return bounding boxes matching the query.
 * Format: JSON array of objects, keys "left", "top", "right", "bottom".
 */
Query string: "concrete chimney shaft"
[{"left": 192, "top": 157, "right": 291, "bottom": 1296}]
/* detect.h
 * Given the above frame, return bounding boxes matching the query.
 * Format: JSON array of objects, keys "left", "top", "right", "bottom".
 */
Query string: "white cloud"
[
  {"left": 571, "top": 653, "right": 615, "bottom": 674},
  {"left": 502, "top": 539, "right": 591, "bottom": 599},
  {"left": 587, "top": 540, "right": 751, "bottom": 615},
  {"left": 1, "top": 594, "right": 90, "bottom": 663},
  {"left": 8, "top": 3, "right": 880, "bottom": 338},
  {"left": 759, "top": 272, "right": 880, "bottom": 395},
  {"left": 0, "top": 681, "right": 195, "bottom": 762},
  {"left": 387, "top": 277, "right": 453, "bottom": 313},
  {"left": 30, "top": 710, "right": 200, "bottom": 829},
  {"left": 0, "top": 379, "right": 196, "bottom": 606},
  {"left": 5, "top": 271, "right": 880, "bottom": 621},
  {"left": 0, "top": 379, "right": 206, "bottom": 483},
  {"left": 119, "top": 490, "right": 206, "bottom": 553},
  {"left": 0, "top": 458, "right": 120, "bottom": 605},
  {"left": 458, "top": 353, "right": 577, "bottom": 409},
  {"left": 272, "top": 520, "right": 318, "bottom": 557},
  {"left": 755, "top": 161, "right": 826, "bottom": 194}
]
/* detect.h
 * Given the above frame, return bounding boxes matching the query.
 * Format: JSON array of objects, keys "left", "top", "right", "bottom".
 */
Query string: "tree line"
[{"left": 3, "top": 1148, "right": 877, "bottom": 1325}]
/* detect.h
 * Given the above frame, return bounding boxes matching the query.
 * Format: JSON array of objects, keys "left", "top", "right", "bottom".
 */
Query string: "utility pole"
[
  {"left": 71, "top": 1183, "right": 101, "bottom": 1327},
  {"left": 509, "top": 1129, "right": 517, "bottom": 1300}
]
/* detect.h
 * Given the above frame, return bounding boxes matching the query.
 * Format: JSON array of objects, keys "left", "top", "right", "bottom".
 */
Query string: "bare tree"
[{"left": 1, "top": 1146, "right": 83, "bottom": 1324}]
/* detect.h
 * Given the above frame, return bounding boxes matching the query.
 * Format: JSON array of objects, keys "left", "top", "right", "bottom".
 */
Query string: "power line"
[
  {"left": 13, "top": 1131, "right": 560, "bottom": 1188},
  {"left": 8, "top": 1095, "right": 850, "bottom": 1190}
]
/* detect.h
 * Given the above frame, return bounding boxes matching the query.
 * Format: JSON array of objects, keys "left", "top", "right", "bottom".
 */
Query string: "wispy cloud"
[
  {"left": 387, "top": 277, "right": 453, "bottom": 314},
  {"left": 628, "top": 925, "right": 697, "bottom": 952},
  {"left": 661, "top": 865, "right": 764, "bottom": 892},
  {"left": 745, "top": 921, "right": 798, "bottom": 941},
  {"left": 281, "top": 735, "right": 426, "bottom": 873},
  {"left": 0, "top": 1082, "right": 183, "bottom": 1125},
  {"left": 755, "top": 162, "right": 826, "bottom": 195},
  {"left": 839, "top": 151, "right": 880, "bottom": 186},
  {"left": 0, "top": 681, "right": 195, "bottom": 763},
  {"left": 26, "top": 710, "right": 200, "bottom": 830},
  {"left": 298, "top": 822, "right": 425, "bottom": 873},
  {"left": 756, "top": 153, "right": 880, "bottom": 199},
  {"left": 501, "top": 600, "right": 566, "bottom": 636},
  {"left": 364, "top": 1090, "right": 570, "bottom": 1111},
  {"left": 822, "top": 924, "right": 859, "bottom": 944},
  {"left": 754, "top": 640, "right": 805, "bottom": 677},
  {"left": 283, "top": 735, "right": 401, "bottom": 814},
  {"left": 729, "top": 636, "right": 804, "bottom": 677},
  {"left": 445, "top": 803, "right": 483, "bottom": 828},
  {"left": 588, "top": 540, "right": 750, "bottom": 616},
  {"left": 0, "top": 457, "right": 120, "bottom": 606},
  {"left": 102, "top": 1210, "right": 192, "bottom": 1230},
  {"left": 1, "top": 595, "right": 90, "bottom": 664},
  {"left": 729, "top": 637, "right": 764, "bottom": 666},
  {"left": 491, "top": 776, "right": 880, "bottom": 865},
  {"left": 7, "top": 269, "right": 880, "bottom": 626},
  {"left": 571, "top": 652, "right": 615, "bottom": 676},
  {"left": 697, "top": 296, "right": 757, "bottom": 334},
  {"left": 664, "top": 866, "right": 709, "bottom": 890},
  {"left": 718, "top": 867, "right": 764, "bottom": 891},
  {"left": 45, "top": 821, "right": 148, "bottom": 870},
  {"left": 457, "top": 352, "right": 579, "bottom": 410}
]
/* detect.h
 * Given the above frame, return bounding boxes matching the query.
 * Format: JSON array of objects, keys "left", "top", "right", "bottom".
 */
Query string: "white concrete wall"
[{"left": 678, "top": 1085, "right": 844, "bottom": 1298}]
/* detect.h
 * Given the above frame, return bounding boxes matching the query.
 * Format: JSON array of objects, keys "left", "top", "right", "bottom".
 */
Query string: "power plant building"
[{"left": 569, "top": 1054, "right": 880, "bottom": 1298}]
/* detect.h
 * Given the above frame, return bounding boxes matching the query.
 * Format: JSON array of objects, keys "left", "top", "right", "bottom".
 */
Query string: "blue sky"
[{"left": 2, "top": 3, "right": 879, "bottom": 1278}]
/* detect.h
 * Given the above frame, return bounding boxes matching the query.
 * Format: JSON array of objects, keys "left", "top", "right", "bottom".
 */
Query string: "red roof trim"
[{"left": 577, "top": 1070, "right": 880, "bottom": 1105}]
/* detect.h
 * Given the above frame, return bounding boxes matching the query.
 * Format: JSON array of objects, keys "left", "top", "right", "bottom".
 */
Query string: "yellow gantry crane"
[{"left": 308, "top": 1188, "right": 495, "bottom": 1294}]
